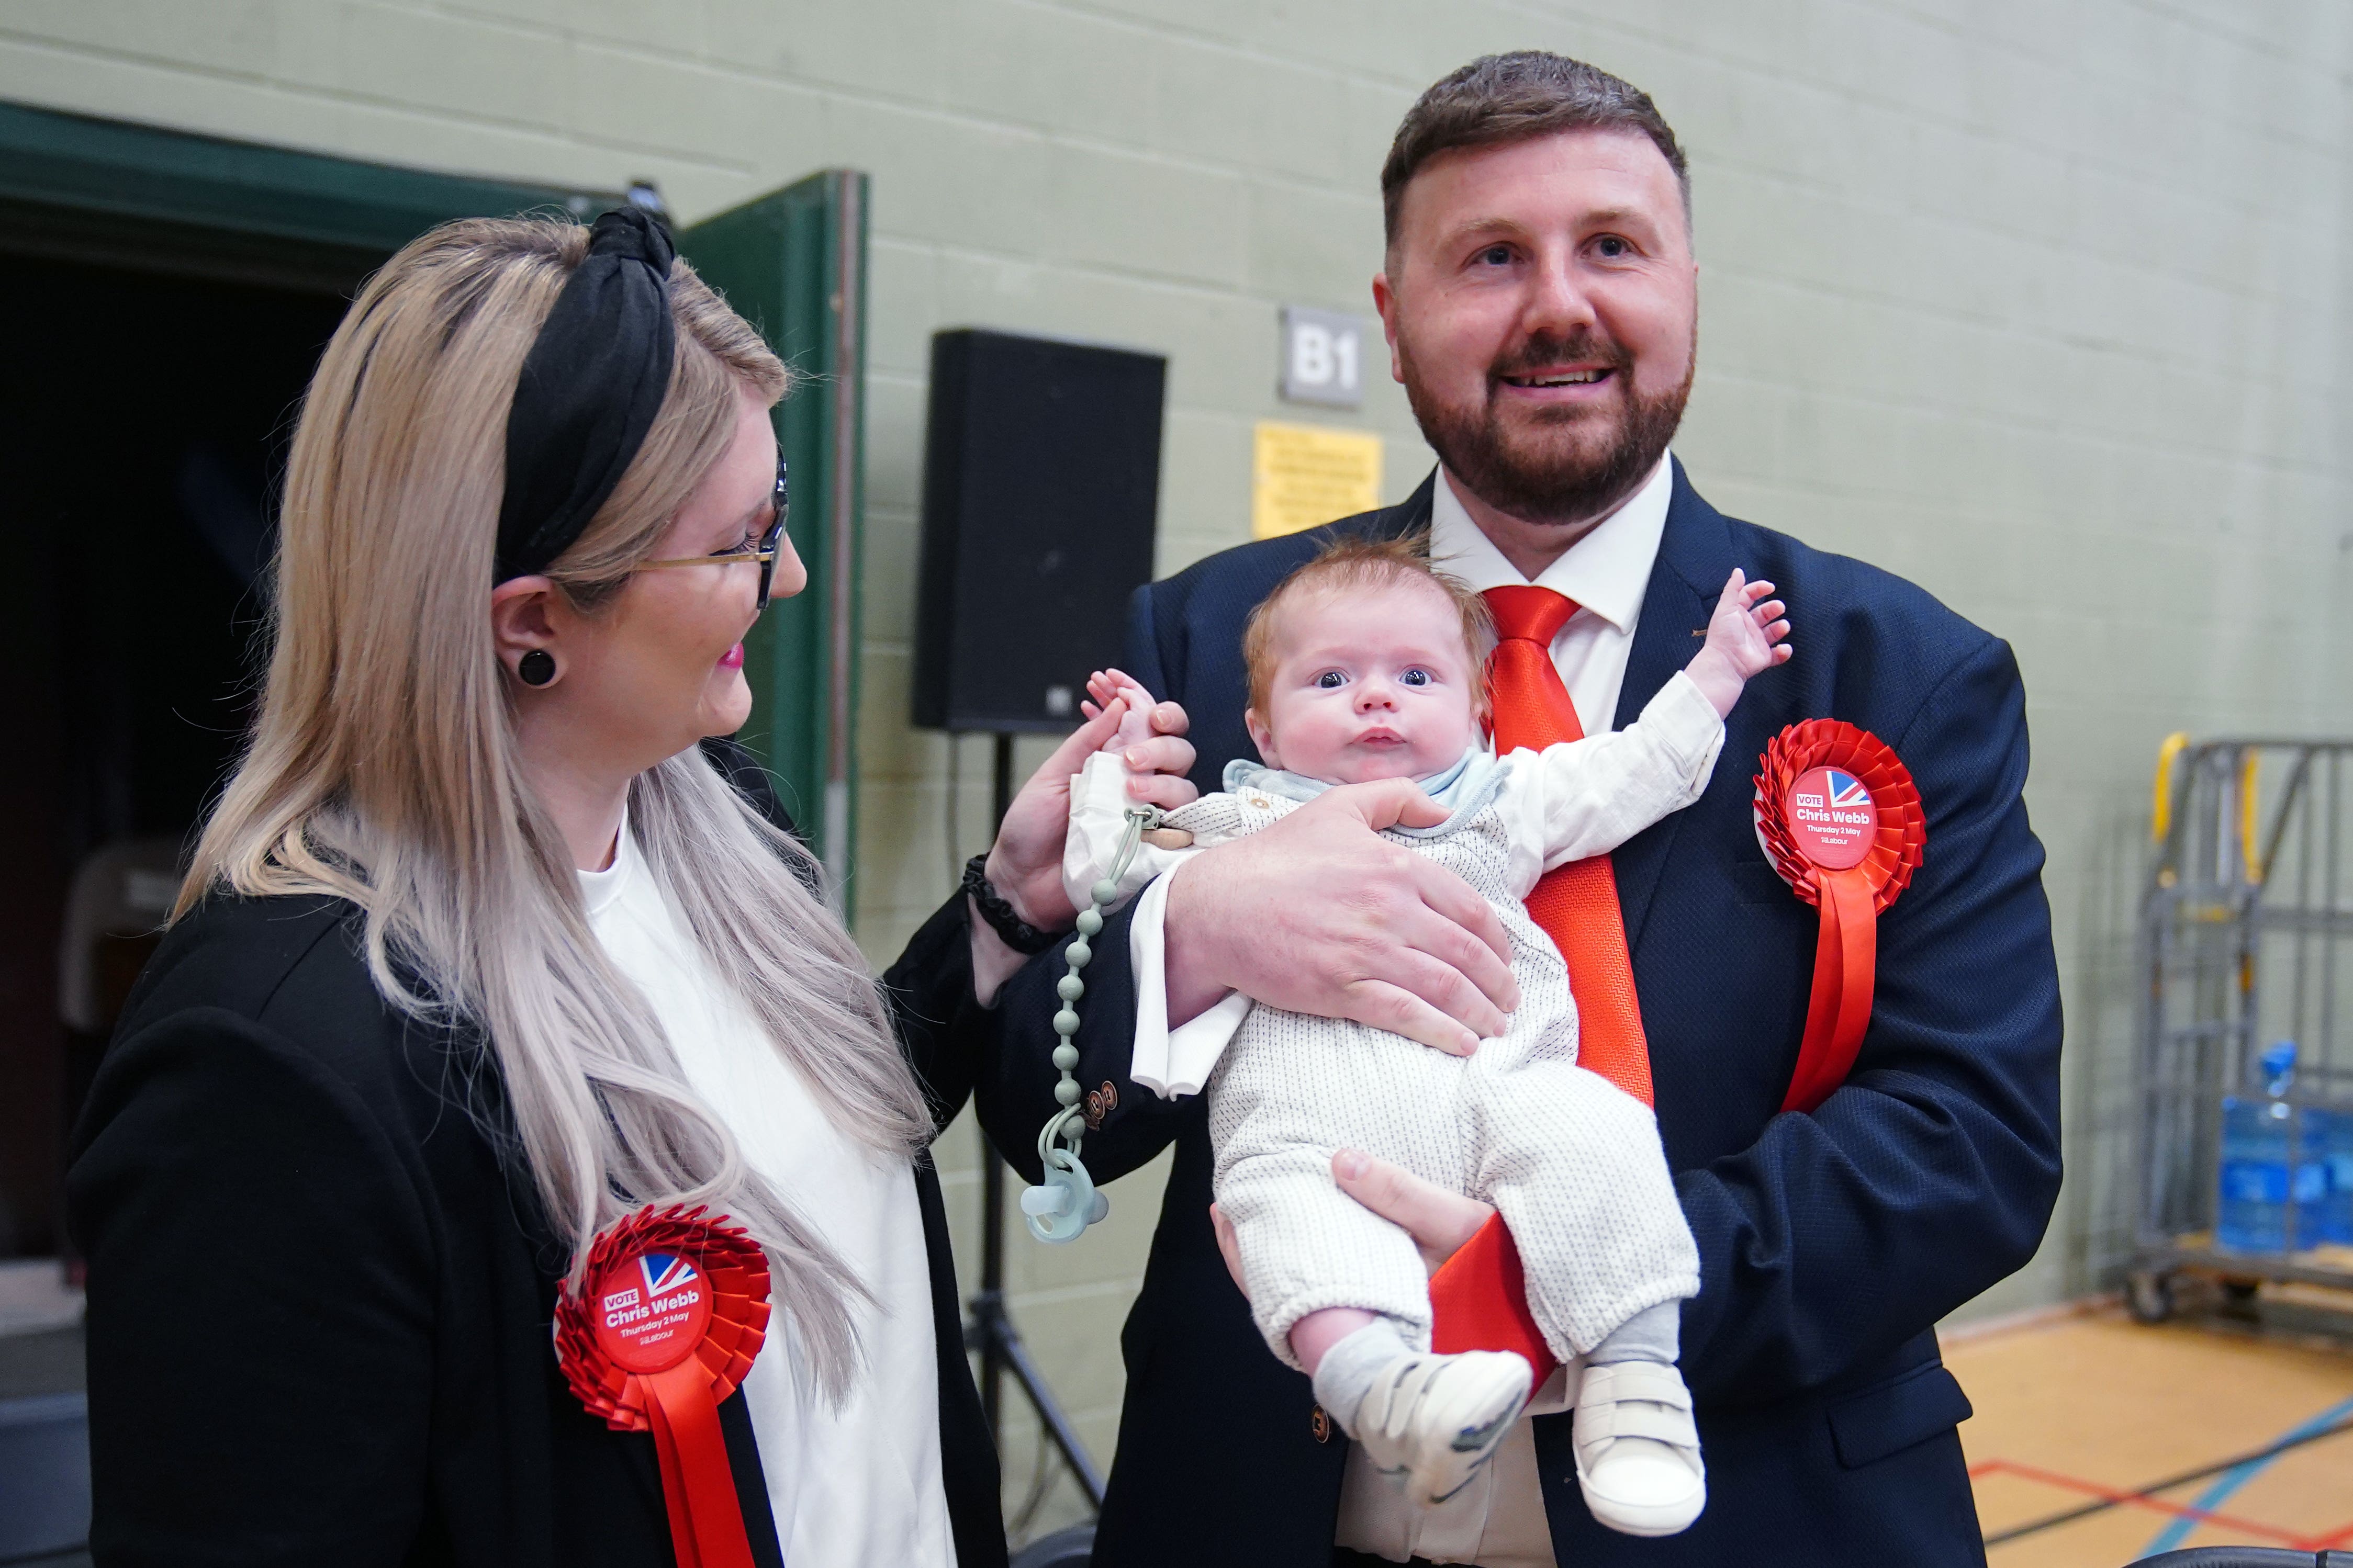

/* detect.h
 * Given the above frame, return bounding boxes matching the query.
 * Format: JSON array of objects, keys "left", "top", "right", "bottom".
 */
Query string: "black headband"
[{"left": 495, "top": 206, "right": 677, "bottom": 582}]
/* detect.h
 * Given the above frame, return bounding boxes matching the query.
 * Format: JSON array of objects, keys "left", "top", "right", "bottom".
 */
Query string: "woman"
[{"left": 65, "top": 209, "right": 1178, "bottom": 1567}]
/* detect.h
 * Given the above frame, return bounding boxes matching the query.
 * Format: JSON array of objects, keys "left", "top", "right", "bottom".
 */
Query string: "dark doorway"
[
  {"left": 0, "top": 253, "right": 349, "bottom": 1258},
  {"left": 0, "top": 105, "right": 843, "bottom": 1285}
]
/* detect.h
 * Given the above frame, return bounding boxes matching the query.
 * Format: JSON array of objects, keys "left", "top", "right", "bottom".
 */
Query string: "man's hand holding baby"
[
  {"left": 1074, "top": 665, "right": 1516, "bottom": 1056},
  {"left": 1161, "top": 780, "right": 1519, "bottom": 1059}
]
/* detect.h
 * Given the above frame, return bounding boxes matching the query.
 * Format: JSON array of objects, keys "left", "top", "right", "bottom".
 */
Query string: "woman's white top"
[{"left": 580, "top": 822, "right": 956, "bottom": 1568}]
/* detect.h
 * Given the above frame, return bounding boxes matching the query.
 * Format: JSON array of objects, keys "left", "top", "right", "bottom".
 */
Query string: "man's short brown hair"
[
  {"left": 1381, "top": 51, "right": 1689, "bottom": 248},
  {"left": 1241, "top": 533, "right": 1494, "bottom": 727}
]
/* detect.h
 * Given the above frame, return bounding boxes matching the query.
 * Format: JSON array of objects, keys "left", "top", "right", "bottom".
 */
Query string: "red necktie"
[
  {"left": 1481, "top": 585, "right": 1652, "bottom": 1105},
  {"left": 1428, "top": 586, "right": 1655, "bottom": 1380}
]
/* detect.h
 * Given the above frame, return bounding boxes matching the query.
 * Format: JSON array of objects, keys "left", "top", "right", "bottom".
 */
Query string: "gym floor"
[
  {"left": 1953, "top": 1285, "right": 2353, "bottom": 1563},
  {"left": 12, "top": 1287, "right": 2353, "bottom": 1568}
]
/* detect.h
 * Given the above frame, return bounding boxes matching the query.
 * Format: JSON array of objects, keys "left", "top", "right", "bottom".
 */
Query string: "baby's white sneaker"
[
  {"left": 1351, "top": 1349, "right": 1533, "bottom": 1506},
  {"left": 1572, "top": 1359, "right": 1706, "bottom": 1536}
]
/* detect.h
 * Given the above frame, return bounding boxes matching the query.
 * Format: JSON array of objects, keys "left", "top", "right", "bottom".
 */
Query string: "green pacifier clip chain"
[{"left": 1021, "top": 804, "right": 1158, "bottom": 1244}]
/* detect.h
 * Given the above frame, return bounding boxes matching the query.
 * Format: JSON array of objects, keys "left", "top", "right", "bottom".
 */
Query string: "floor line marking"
[
  {"left": 1976, "top": 1411, "right": 2353, "bottom": 1548},
  {"left": 2136, "top": 1392, "right": 2353, "bottom": 1559},
  {"left": 2306, "top": 1515, "right": 2353, "bottom": 1552},
  {"left": 1975, "top": 1458, "right": 2307, "bottom": 1546}
]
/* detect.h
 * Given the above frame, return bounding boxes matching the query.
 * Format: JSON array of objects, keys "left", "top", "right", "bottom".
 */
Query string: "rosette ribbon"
[
  {"left": 1752, "top": 720, "right": 1926, "bottom": 1113},
  {"left": 556, "top": 1204, "right": 771, "bottom": 1568}
]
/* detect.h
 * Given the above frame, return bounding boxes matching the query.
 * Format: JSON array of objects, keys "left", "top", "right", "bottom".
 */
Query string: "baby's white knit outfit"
[{"left": 1065, "top": 671, "right": 1723, "bottom": 1371}]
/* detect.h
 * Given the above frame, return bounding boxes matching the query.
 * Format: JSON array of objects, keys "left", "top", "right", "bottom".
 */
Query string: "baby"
[{"left": 1063, "top": 535, "right": 1789, "bottom": 1537}]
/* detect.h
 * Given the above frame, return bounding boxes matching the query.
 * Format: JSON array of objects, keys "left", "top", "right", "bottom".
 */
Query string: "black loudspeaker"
[{"left": 913, "top": 329, "right": 1166, "bottom": 732}]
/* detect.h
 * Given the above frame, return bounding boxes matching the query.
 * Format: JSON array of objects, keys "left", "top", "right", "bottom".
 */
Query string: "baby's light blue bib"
[{"left": 1218, "top": 747, "right": 1507, "bottom": 838}]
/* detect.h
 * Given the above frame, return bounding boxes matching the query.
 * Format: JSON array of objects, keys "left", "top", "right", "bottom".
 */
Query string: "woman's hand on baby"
[
  {"left": 985, "top": 684, "right": 1197, "bottom": 930},
  {"left": 1207, "top": 1149, "right": 1496, "bottom": 1294},
  {"left": 1161, "top": 777, "right": 1519, "bottom": 1056},
  {"left": 1684, "top": 569, "right": 1791, "bottom": 717},
  {"left": 1079, "top": 667, "right": 1194, "bottom": 809},
  {"left": 1081, "top": 667, "right": 1161, "bottom": 757}
]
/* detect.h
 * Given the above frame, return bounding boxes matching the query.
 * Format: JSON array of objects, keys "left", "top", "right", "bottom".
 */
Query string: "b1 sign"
[{"left": 1280, "top": 305, "right": 1365, "bottom": 409}]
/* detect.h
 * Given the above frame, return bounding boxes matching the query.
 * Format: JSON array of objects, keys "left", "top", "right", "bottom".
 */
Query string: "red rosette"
[
  {"left": 555, "top": 1204, "right": 771, "bottom": 1568},
  {"left": 1750, "top": 721, "right": 1927, "bottom": 1114},
  {"left": 1752, "top": 719, "right": 1925, "bottom": 912}
]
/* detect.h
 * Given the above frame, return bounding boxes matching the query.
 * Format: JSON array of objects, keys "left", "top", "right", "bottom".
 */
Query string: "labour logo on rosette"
[
  {"left": 557, "top": 1205, "right": 771, "bottom": 1568},
  {"left": 1753, "top": 721, "right": 1926, "bottom": 1114}
]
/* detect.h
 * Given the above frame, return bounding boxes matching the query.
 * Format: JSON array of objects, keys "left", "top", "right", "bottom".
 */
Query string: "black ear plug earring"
[{"left": 518, "top": 649, "right": 557, "bottom": 687}]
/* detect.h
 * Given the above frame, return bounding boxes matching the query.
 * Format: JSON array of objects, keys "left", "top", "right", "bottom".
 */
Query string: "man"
[{"left": 976, "top": 51, "right": 2059, "bottom": 1567}]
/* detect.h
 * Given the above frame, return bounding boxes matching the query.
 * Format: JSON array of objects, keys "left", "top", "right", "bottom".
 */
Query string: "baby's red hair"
[{"left": 1240, "top": 532, "right": 1495, "bottom": 727}]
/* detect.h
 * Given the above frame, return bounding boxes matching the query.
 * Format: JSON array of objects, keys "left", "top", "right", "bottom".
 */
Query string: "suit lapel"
[{"left": 1609, "top": 459, "right": 1734, "bottom": 947}]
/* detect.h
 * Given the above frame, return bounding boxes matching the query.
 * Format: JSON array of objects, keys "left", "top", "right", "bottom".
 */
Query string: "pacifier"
[{"left": 1021, "top": 1145, "right": 1111, "bottom": 1244}]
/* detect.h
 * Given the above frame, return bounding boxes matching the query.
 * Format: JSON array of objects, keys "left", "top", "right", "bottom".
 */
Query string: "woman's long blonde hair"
[{"left": 181, "top": 217, "right": 933, "bottom": 1397}]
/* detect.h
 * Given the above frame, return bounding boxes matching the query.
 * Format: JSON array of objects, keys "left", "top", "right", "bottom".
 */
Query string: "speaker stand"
[{"left": 964, "top": 731, "right": 1108, "bottom": 1510}]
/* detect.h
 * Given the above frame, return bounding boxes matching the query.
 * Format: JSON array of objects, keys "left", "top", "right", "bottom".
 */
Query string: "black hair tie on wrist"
[
  {"left": 962, "top": 854, "right": 1063, "bottom": 954},
  {"left": 496, "top": 206, "right": 677, "bottom": 583}
]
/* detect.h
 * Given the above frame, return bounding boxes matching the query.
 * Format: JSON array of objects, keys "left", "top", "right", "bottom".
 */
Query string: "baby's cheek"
[
  {"left": 1427, "top": 693, "right": 1481, "bottom": 754},
  {"left": 1280, "top": 711, "right": 1354, "bottom": 777}
]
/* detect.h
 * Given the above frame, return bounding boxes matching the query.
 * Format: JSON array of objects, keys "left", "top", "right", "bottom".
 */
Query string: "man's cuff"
[{"left": 1129, "top": 870, "right": 1246, "bottom": 1098}]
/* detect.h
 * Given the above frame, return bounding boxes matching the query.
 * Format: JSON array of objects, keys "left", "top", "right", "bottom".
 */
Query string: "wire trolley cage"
[{"left": 2126, "top": 736, "right": 2353, "bottom": 1322}]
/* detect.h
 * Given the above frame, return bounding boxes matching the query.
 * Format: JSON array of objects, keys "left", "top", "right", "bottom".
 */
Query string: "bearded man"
[{"left": 973, "top": 50, "right": 2059, "bottom": 1568}]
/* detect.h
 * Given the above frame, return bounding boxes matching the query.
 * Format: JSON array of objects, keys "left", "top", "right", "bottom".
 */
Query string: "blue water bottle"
[
  {"left": 2217, "top": 1041, "right": 2327, "bottom": 1254},
  {"left": 2320, "top": 1100, "right": 2353, "bottom": 1245}
]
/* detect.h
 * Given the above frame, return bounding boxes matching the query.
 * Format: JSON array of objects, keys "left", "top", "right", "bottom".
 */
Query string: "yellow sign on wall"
[{"left": 1252, "top": 421, "right": 1384, "bottom": 539}]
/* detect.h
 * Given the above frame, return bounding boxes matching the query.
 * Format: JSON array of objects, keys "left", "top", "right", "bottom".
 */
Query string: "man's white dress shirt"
[{"left": 1123, "top": 453, "right": 1678, "bottom": 1565}]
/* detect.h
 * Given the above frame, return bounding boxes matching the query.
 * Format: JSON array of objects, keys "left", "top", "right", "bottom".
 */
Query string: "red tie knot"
[{"left": 1483, "top": 584, "right": 1578, "bottom": 648}]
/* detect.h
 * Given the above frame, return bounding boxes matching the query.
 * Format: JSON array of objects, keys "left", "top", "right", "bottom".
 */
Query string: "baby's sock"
[
  {"left": 1588, "top": 1301, "right": 1679, "bottom": 1366},
  {"left": 1308, "top": 1316, "right": 1411, "bottom": 1437}
]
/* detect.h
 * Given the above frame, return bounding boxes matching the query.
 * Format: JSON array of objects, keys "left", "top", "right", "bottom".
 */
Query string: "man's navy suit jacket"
[{"left": 979, "top": 462, "right": 2062, "bottom": 1567}]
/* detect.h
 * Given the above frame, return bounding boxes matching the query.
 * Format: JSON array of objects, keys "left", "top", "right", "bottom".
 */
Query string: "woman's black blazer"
[{"left": 66, "top": 742, "right": 1007, "bottom": 1568}]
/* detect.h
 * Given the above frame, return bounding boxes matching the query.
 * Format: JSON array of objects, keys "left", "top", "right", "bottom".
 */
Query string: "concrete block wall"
[{"left": 6, "top": 0, "right": 2350, "bottom": 1540}]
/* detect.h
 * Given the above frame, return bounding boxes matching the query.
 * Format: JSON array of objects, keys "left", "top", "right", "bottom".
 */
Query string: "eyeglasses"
[{"left": 636, "top": 456, "right": 790, "bottom": 610}]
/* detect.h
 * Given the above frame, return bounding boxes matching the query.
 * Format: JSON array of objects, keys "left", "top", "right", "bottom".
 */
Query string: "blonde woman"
[{"left": 66, "top": 210, "right": 1188, "bottom": 1567}]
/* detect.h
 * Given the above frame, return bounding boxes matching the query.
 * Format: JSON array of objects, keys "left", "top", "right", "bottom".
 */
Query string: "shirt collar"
[
  {"left": 1425, "top": 451, "right": 1674, "bottom": 635},
  {"left": 576, "top": 808, "right": 637, "bottom": 916}
]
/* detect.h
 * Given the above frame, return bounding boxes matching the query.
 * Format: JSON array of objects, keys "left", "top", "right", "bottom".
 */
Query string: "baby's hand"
[
  {"left": 1685, "top": 569, "right": 1791, "bottom": 718},
  {"left": 1079, "top": 667, "right": 1160, "bottom": 753}
]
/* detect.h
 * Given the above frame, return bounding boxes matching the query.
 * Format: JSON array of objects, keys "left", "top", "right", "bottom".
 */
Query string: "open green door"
[{"left": 682, "top": 172, "right": 868, "bottom": 906}]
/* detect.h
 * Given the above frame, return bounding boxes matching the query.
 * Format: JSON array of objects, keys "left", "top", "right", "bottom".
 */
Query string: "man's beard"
[{"left": 1402, "top": 328, "right": 1695, "bottom": 529}]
